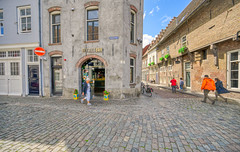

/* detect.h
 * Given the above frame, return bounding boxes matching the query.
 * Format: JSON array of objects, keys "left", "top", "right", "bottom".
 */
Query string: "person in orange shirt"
[{"left": 201, "top": 75, "right": 216, "bottom": 104}]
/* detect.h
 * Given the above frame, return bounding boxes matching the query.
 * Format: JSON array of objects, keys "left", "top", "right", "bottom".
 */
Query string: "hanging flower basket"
[
  {"left": 164, "top": 54, "right": 170, "bottom": 59},
  {"left": 159, "top": 57, "right": 164, "bottom": 61},
  {"left": 151, "top": 62, "right": 155, "bottom": 65},
  {"left": 178, "top": 46, "right": 187, "bottom": 54},
  {"left": 73, "top": 89, "right": 79, "bottom": 100}
]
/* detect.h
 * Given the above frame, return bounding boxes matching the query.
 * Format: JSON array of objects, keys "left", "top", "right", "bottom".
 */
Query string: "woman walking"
[
  {"left": 214, "top": 78, "right": 229, "bottom": 103},
  {"left": 81, "top": 78, "right": 92, "bottom": 106}
]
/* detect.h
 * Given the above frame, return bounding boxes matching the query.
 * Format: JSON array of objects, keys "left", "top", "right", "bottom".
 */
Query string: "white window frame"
[
  {"left": 86, "top": 6, "right": 99, "bottom": 41},
  {"left": 0, "top": 51, "right": 7, "bottom": 58},
  {"left": 168, "top": 65, "right": 172, "bottom": 71},
  {"left": 161, "top": 50, "right": 164, "bottom": 56},
  {"left": 130, "top": 57, "right": 136, "bottom": 83},
  {"left": 50, "top": 11, "right": 61, "bottom": 44},
  {"left": 130, "top": 10, "right": 136, "bottom": 44},
  {"left": 227, "top": 49, "right": 240, "bottom": 91},
  {"left": 0, "top": 62, "right": 5, "bottom": 75},
  {"left": 8, "top": 51, "right": 21, "bottom": 58},
  {"left": 166, "top": 46, "right": 170, "bottom": 54},
  {"left": 0, "top": 9, "right": 4, "bottom": 36},
  {"left": 10, "top": 62, "right": 20, "bottom": 76},
  {"left": 18, "top": 6, "right": 31, "bottom": 33},
  {"left": 27, "top": 49, "right": 39, "bottom": 63},
  {"left": 181, "top": 35, "right": 187, "bottom": 47}
]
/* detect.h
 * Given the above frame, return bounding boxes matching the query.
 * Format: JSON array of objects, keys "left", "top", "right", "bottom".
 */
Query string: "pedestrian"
[
  {"left": 215, "top": 78, "right": 229, "bottom": 102},
  {"left": 201, "top": 75, "right": 216, "bottom": 104},
  {"left": 170, "top": 78, "right": 177, "bottom": 93},
  {"left": 179, "top": 78, "right": 184, "bottom": 90},
  {"left": 81, "top": 78, "right": 92, "bottom": 106}
]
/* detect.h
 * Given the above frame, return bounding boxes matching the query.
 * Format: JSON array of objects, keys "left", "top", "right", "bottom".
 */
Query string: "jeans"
[
  {"left": 172, "top": 86, "right": 176, "bottom": 93},
  {"left": 180, "top": 85, "right": 183, "bottom": 90},
  {"left": 203, "top": 90, "right": 214, "bottom": 102}
]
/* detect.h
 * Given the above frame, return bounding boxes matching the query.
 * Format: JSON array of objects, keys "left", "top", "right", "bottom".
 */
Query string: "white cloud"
[
  {"left": 149, "top": 8, "right": 154, "bottom": 16},
  {"left": 143, "top": 11, "right": 146, "bottom": 20},
  {"left": 160, "top": 15, "right": 172, "bottom": 26},
  {"left": 156, "top": 6, "right": 160, "bottom": 12},
  {"left": 142, "top": 34, "right": 154, "bottom": 48}
]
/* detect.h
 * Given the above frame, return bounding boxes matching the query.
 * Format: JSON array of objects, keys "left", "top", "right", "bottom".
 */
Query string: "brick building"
[{"left": 144, "top": 0, "right": 240, "bottom": 99}]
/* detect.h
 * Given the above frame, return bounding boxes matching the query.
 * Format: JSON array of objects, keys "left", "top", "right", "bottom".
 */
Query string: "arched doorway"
[{"left": 76, "top": 55, "right": 107, "bottom": 96}]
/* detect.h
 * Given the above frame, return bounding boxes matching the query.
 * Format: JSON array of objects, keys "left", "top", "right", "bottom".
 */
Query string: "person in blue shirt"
[
  {"left": 179, "top": 78, "right": 184, "bottom": 90},
  {"left": 215, "top": 78, "right": 229, "bottom": 103}
]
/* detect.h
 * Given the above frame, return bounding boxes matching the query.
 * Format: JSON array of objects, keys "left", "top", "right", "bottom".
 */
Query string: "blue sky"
[{"left": 143, "top": 0, "right": 192, "bottom": 47}]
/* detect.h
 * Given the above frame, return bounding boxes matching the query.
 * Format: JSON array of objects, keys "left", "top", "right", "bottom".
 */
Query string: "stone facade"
[
  {"left": 42, "top": 0, "right": 144, "bottom": 99},
  {"left": 144, "top": 0, "right": 240, "bottom": 99}
]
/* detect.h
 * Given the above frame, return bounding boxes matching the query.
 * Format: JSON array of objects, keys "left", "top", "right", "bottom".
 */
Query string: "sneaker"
[
  {"left": 212, "top": 100, "right": 216, "bottom": 105},
  {"left": 87, "top": 103, "right": 92, "bottom": 106},
  {"left": 81, "top": 99, "right": 84, "bottom": 104},
  {"left": 201, "top": 100, "right": 206, "bottom": 103}
]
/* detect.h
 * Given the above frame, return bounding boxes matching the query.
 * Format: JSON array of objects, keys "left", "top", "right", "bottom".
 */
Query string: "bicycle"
[{"left": 141, "top": 82, "right": 153, "bottom": 97}]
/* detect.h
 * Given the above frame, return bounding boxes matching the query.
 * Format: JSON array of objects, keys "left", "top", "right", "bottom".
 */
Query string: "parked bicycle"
[{"left": 141, "top": 82, "right": 153, "bottom": 97}]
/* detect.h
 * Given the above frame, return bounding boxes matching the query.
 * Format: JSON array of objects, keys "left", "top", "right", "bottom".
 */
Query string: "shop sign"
[
  {"left": 82, "top": 48, "right": 103, "bottom": 53},
  {"left": 109, "top": 36, "right": 119, "bottom": 40}
]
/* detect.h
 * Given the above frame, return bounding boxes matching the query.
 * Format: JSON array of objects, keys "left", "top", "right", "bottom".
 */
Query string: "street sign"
[{"left": 34, "top": 47, "right": 46, "bottom": 56}]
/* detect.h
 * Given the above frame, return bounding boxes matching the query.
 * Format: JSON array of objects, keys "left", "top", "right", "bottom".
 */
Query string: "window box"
[
  {"left": 159, "top": 57, "right": 164, "bottom": 61},
  {"left": 151, "top": 62, "right": 155, "bottom": 65},
  {"left": 178, "top": 46, "right": 187, "bottom": 54},
  {"left": 148, "top": 63, "right": 151, "bottom": 66}
]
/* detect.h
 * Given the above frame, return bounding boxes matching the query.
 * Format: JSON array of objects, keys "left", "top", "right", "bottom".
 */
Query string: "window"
[
  {"left": 130, "top": 11, "right": 135, "bottom": 43},
  {"left": 10, "top": 62, "right": 20, "bottom": 75},
  {"left": 0, "top": 51, "right": 6, "bottom": 58},
  {"left": 153, "top": 56, "right": 155, "bottom": 63},
  {"left": 202, "top": 50, "right": 207, "bottom": 60},
  {"left": 0, "top": 9, "right": 3, "bottom": 36},
  {"left": 8, "top": 51, "right": 20, "bottom": 57},
  {"left": 166, "top": 46, "right": 170, "bottom": 54},
  {"left": 28, "top": 50, "right": 38, "bottom": 62},
  {"left": 130, "top": 58, "right": 135, "bottom": 83},
  {"left": 0, "top": 63, "right": 5, "bottom": 75},
  {"left": 182, "top": 36, "right": 187, "bottom": 46},
  {"left": 19, "top": 6, "right": 31, "bottom": 33},
  {"left": 229, "top": 51, "right": 240, "bottom": 89},
  {"left": 87, "top": 9, "right": 99, "bottom": 41},
  {"left": 51, "top": 12, "right": 61, "bottom": 43}
]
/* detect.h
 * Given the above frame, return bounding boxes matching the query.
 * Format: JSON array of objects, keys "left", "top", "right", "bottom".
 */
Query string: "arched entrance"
[{"left": 76, "top": 55, "right": 107, "bottom": 96}]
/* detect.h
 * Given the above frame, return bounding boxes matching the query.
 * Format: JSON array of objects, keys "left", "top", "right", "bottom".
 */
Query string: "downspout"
[{"left": 38, "top": 0, "right": 43, "bottom": 97}]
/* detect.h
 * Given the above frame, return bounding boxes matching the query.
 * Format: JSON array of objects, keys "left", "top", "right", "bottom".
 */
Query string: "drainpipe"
[{"left": 38, "top": 0, "right": 43, "bottom": 97}]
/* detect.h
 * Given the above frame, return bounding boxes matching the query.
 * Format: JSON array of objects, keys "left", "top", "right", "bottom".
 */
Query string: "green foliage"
[
  {"left": 73, "top": 89, "right": 78, "bottom": 94},
  {"left": 164, "top": 54, "right": 170, "bottom": 59},
  {"left": 148, "top": 63, "right": 151, "bottom": 66},
  {"left": 178, "top": 46, "right": 186, "bottom": 53},
  {"left": 151, "top": 62, "right": 155, "bottom": 65},
  {"left": 104, "top": 90, "right": 110, "bottom": 95},
  {"left": 159, "top": 57, "right": 164, "bottom": 61}
]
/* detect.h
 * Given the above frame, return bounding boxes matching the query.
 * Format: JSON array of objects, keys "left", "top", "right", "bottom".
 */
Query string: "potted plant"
[
  {"left": 73, "top": 89, "right": 79, "bottom": 100},
  {"left": 151, "top": 62, "right": 155, "bottom": 65},
  {"left": 164, "top": 54, "right": 170, "bottom": 59},
  {"left": 103, "top": 90, "right": 110, "bottom": 101},
  {"left": 159, "top": 57, "right": 164, "bottom": 61}
]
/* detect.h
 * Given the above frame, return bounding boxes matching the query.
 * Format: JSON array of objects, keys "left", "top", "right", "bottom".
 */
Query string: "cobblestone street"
[{"left": 0, "top": 90, "right": 240, "bottom": 152}]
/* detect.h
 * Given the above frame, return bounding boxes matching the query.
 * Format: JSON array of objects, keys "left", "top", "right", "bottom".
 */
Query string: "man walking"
[
  {"left": 179, "top": 78, "right": 184, "bottom": 90},
  {"left": 81, "top": 78, "right": 92, "bottom": 106},
  {"left": 170, "top": 78, "right": 177, "bottom": 93},
  {"left": 201, "top": 75, "right": 216, "bottom": 104}
]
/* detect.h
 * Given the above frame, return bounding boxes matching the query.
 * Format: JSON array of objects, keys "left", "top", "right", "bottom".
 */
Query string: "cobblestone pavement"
[{"left": 0, "top": 91, "right": 240, "bottom": 152}]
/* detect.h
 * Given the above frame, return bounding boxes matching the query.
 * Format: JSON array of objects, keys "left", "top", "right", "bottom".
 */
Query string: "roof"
[{"left": 142, "top": 44, "right": 150, "bottom": 56}]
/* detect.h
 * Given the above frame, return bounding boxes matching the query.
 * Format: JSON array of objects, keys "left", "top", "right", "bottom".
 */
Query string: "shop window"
[
  {"left": 0, "top": 9, "right": 4, "bottom": 36},
  {"left": 10, "top": 62, "right": 19, "bottom": 75},
  {"left": 229, "top": 51, "right": 240, "bottom": 89},
  {"left": 130, "top": 58, "right": 135, "bottom": 83},
  {"left": 0, "top": 63, "right": 5, "bottom": 75},
  {"left": 28, "top": 50, "right": 38, "bottom": 62},
  {"left": 8, "top": 51, "right": 20, "bottom": 57},
  {"left": 87, "top": 9, "right": 99, "bottom": 41},
  {"left": 0, "top": 51, "right": 6, "bottom": 58},
  {"left": 51, "top": 12, "right": 61, "bottom": 43},
  {"left": 202, "top": 50, "right": 207, "bottom": 60},
  {"left": 182, "top": 35, "right": 187, "bottom": 47},
  {"left": 130, "top": 11, "right": 136, "bottom": 43},
  {"left": 18, "top": 6, "right": 31, "bottom": 33}
]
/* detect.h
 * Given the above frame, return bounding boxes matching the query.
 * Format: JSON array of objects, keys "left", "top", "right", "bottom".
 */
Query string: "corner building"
[{"left": 42, "top": 0, "right": 144, "bottom": 99}]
